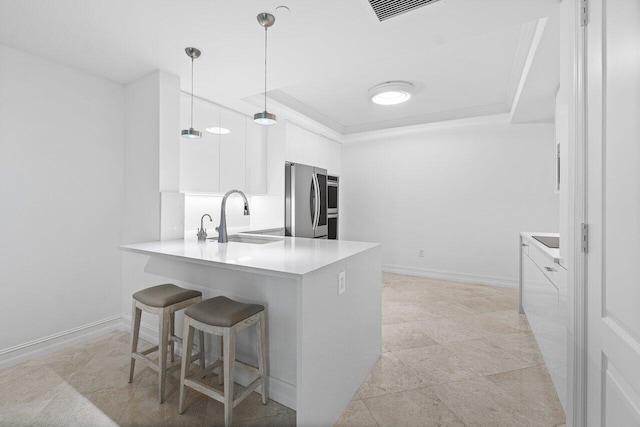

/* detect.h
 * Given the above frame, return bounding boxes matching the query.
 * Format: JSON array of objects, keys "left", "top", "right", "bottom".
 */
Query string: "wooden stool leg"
[
  {"left": 158, "top": 308, "right": 171, "bottom": 403},
  {"left": 170, "top": 312, "right": 176, "bottom": 363},
  {"left": 223, "top": 328, "right": 236, "bottom": 427},
  {"left": 198, "top": 330, "right": 206, "bottom": 370},
  {"left": 217, "top": 335, "right": 224, "bottom": 385},
  {"left": 256, "top": 311, "right": 268, "bottom": 404},
  {"left": 179, "top": 319, "right": 195, "bottom": 414},
  {"left": 129, "top": 300, "right": 142, "bottom": 383}
]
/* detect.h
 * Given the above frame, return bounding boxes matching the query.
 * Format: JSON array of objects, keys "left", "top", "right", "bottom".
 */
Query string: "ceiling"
[{"left": 0, "top": 0, "right": 559, "bottom": 135}]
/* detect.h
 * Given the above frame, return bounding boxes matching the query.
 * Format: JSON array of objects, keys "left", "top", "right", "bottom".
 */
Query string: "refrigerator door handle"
[
  {"left": 310, "top": 173, "right": 317, "bottom": 229},
  {"left": 316, "top": 174, "right": 321, "bottom": 229},
  {"left": 312, "top": 173, "right": 320, "bottom": 230}
]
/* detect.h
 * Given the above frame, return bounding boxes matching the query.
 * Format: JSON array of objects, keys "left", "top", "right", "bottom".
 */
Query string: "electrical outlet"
[
  {"left": 338, "top": 270, "right": 346, "bottom": 295},
  {"left": 419, "top": 249, "right": 424, "bottom": 258}
]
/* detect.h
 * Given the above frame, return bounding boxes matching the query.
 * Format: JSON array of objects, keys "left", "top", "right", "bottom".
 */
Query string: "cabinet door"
[
  {"left": 521, "top": 251, "right": 566, "bottom": 410},
  {"left": 318, "top": 135, "right": 342, "bottom": 176},
  {"left": 267, "top": 123, "right": 286, "bottom": 197},
  {"left": 219, "top": 108, "right": 246, "bottom": 192},
  {"left": 246, "top": 120, "right": 268, "bottom": 194},
  {"left": 285, "top": 122, "right": 318, "bottom": 166},
  {"left": 180, "top": 94, "right": 220, "bottom": 193}
]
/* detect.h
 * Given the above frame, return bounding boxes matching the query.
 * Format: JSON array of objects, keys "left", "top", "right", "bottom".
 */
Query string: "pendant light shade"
[
  {"left": 181, "top": 47, "right": 202, "bottom": 139},
  {"left": 254, "top": 13, "right": 277, "bottom": 126},
  {"left": 254, "top": 111, "right": 277, "bottom": 126}
]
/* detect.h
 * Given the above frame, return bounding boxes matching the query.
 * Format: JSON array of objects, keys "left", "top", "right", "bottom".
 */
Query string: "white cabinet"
[
  {"left": 318, "top": 135, "right": 342, "bottom": 176},
  {"left": 180, "top": 95, "right": 220, "bottom": 193},
  {"left": 519, "top": 234, "right": 567, "bottom": 411},
  {"left": 179, "top": 94, "right": 269, "bottom": 195},
  {"left": 285, "top": 122, "right": 342, "bottom": 175},
  {"left": 285, "top": 122, "right": 318, "bottom": 166},
  {"left": 246, "top": 120, "right": 268, "bottom": 195},
  {"left": 266, "top": 122, "right": 286, "bottom": 196},
  {"left": 219, "top": 108, "right": 246, "bottom": 192}
]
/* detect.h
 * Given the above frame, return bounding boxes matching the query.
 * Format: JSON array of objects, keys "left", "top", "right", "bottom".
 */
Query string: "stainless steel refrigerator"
[{"left": 285, "top": 162, "right": 328, "bottom": 238}]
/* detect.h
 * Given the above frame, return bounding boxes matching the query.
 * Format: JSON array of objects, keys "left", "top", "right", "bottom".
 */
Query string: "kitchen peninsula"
[{"left": 121, "top": 234, "right": 381, "bottom": 426}]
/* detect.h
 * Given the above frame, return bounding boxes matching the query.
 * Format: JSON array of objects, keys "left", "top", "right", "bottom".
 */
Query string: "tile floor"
[
  {"left": 0, "top": 272, "right": 565, "bottom": 426},
  {"left": 335, "top": 273, "right": 566, "bottom": 427}
]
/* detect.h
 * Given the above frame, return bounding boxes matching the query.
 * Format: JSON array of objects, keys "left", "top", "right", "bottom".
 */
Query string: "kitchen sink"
[{"left": 209, "top": 235, "right": 282, "bottom": 245}]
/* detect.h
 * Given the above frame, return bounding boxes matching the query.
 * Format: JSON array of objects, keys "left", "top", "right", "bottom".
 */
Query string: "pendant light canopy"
[
  {"left": 181, "top": 47, "right": 202, "bottom": 139},
  {"left": 254, "top": 13, "right": 277, "bottom": 126}
]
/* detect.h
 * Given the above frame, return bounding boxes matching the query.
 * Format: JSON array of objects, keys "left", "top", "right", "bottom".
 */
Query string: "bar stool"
[
  {"left": 128, "top": 283, "right": 205, "bottom": 403},
  {"left": 178, "top": 296, "right": 268, "bottom": 427}
]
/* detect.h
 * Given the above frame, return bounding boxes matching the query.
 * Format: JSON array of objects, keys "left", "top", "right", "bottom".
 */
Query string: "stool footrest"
[
  {"left": 132, "top": 352, "right": 160, "bottom": 372},
  {"left": 234, "top": 360, "right": 260, "bottom": 376},
  {"left": 140, "top": 345, "right": 159, "bottom": 356},
  {"left": 183, "top": 374, "right": 264, "bottom": 408},
  {"left": 184, "top": 377, "right": 226, "bottom": 404},
  {"left": 200, "top": 359, "right": 223, "bottom": 378},
  {"left": 133, "top": 349, "right": 202, "bottom": 374},
  {"left": 232, "top": 376, "right": 264, "bottom": 408}
]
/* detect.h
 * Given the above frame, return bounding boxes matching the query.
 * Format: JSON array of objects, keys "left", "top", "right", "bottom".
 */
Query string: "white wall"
[
  {"left": 341, "top": 115, "right": 558, "bottom": 286},
  {"left": 0, "top": 43, "right": 125, "bottom": 357}
]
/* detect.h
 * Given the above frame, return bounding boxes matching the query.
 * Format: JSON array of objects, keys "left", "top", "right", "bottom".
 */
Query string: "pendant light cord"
[
  {"left": 264, "top": 26, "right": 268, "bottom": 112},
  {"left": 191, "top": 56, "right": 195, "bottom": 129}
]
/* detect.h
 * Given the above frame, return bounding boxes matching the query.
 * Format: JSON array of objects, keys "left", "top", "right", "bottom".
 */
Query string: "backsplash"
[{"left": 184, "top": 194, "right": 284, "bottom": 236}]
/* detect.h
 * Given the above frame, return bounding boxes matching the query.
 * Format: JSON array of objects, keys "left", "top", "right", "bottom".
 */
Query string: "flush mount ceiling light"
[
  {"left": 369, "top": 81, "right": 414, "bottom": 105},
  {"left": 206, "top": 127, "right": 231, "bottom": 135},
  {"left": 181, "top": 47, "right": 202, "bottom": 139},
  {"left": 254, "top": 13, "right": 277, "bottom": 126}
]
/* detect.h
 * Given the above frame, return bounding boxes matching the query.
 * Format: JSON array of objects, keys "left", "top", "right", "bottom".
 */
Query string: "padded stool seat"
[
  {"left": 133, "top": 283, "right": 202, "bottom": 308},
  {"left": 185, "top": 296, "right": 264, "bottom": 327}
]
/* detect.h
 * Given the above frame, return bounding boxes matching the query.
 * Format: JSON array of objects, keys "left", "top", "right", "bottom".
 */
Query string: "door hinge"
[
  {"left": 581, "top": 223, "right": 589, "bottom": 253},
  {"left": 580, "top": 0, "right": 588, "bottom": 27}
]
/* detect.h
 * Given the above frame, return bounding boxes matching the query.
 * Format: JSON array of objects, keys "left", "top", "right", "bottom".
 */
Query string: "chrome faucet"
[
  {"left": 197, "top": 214, "right": 213, "bottom": 241},
  {"left": 216, "top": 190, "right": 250, "bottom": 243}
]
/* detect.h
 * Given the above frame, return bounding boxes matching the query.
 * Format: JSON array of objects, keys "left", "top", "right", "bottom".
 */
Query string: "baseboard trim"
[
  {"left": 121, "top": 314, "right": 297, "bottom": 410},
  {"left": 0, "top": 315, "right": 126, "bottom": 370},
  {"left": 382, "top": 264, "right": 518, "bottom": 288}
]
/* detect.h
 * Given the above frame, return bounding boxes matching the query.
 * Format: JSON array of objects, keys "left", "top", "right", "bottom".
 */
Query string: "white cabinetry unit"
[
  {"left": 267, "top": 123, "right": 285, "bottom": 196},
  {"left": 246, "top": 121, "right": 268, "bottom": 195},
  {"left": 179, "top": 94, "right": 268, "bottom": 195},
  {"left": 219, "top": 108, "right": 246, "bottom": 192},
  {"left": 519, "top": 232, "right": 567, "bottom": 412},
  {"left": 285, "top": 122, "right": 318, "bottom": 166},
  {"left": 180, "top": 95, "right": 220, "bottom": 193},
  {"left": 285, "top": 122, "right": 342, "bottom": 176}
]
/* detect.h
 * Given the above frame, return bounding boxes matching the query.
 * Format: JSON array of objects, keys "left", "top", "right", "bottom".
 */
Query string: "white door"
[{"left": 586, "top": 0, "right": 640, "bottom": 424}]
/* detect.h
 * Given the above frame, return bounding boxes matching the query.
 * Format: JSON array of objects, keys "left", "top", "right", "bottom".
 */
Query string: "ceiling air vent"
[{"left": 368, "top": 0, "right": 442, "bottom": 22}]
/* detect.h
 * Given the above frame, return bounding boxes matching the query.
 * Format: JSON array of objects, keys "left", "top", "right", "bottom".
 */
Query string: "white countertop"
[
  {"left": 121, "top": 234, "right": 379, "bottom": 277},
  {"left": 521, "top": 232, "right": 561, "bottom": 264}
]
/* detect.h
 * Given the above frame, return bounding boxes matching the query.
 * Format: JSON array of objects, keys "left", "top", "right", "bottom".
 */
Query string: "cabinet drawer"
[
  {"left": 547, "top": 263, "right": 568, "bottom": 298},
  {"left": 528, "top": 242, "right": 560, "bottom": 288},
  {"left": 520, "top": 238, "right": 530, "bottom": 256}
]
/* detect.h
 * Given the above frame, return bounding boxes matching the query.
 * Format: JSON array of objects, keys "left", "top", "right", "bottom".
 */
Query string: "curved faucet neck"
[{"left": 218, "top": 190, "right": 250, "bottom": 243}]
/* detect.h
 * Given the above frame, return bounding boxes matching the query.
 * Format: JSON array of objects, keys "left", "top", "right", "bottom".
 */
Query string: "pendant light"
[
  {"left": 181, "top": 47, "right": 202, "bottom": 139},
  {"left": 254, "top": 13, "right": 277, "bottom": 126}
]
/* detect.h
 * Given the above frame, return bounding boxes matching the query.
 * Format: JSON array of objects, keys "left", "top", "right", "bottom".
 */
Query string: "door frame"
[{"left": 569, "top": 0, "right": 588, "bottom": 425}]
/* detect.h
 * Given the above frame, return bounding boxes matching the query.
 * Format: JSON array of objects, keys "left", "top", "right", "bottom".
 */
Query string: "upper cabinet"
[
  {"left": 285, "top": 122, "right": 318, "bottom": 166},
  {"left": 219, "top": 108, "right": 246, "bottom": 192},
  {"left": 179, "top": 94, "right": 269, "bottom": 195},
  {"left": 285, "top": 122, "right": 342, "bottom": 176},
  {"left": 180, "top": 96, "right": 342, "bottom": 196},
  {"left": 246, "top": 120, "right": 268, "bottom": 195},
  {"left": 180, "top": 95, "right": 220, "bottom": 193}
]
